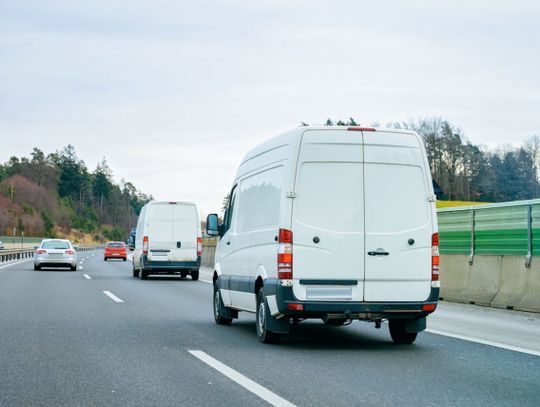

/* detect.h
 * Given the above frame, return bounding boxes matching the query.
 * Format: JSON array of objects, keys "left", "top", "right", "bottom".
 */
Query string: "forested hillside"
[
  {"left": 0, "top": 145, "right": 151, "bottom": 241},
  {"left": 324, "top": 117, "right": 540, "bottom": 202}
]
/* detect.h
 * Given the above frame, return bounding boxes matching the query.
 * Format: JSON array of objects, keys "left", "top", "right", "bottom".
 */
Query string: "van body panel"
[
  {"left": 363, "top": 131, "right": 432, "bottom": 301},
  {"left": 291, "top": 130, "right": 365, "bottom": 301}
]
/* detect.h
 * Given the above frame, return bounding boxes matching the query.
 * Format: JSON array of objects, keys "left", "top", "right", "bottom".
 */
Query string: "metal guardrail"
[{"left": 0, "top": 246, "right": 101, "bottom": 265}]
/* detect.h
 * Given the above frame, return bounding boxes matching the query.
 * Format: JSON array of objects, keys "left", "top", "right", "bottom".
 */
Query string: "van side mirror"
[{"left": 206, "top": 214, "right": 220, "bottom": 237}]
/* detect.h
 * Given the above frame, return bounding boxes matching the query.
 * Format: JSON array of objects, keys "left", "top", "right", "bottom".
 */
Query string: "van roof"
[
  {"left": 242, "top": 126, "right": 419, "bottom": 164},
  {"left": 146, "top": 201, "right": 196, "bottom": 206}
]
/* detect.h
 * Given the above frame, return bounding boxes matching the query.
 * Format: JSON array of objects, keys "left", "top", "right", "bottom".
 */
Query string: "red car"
[{"left": 104, "top": 241, "right": 127, "bottom": 261}]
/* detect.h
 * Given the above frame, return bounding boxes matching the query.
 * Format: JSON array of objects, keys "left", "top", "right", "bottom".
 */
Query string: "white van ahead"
[
  {"left": 206, "top": 126, "right": 439, "bottom": 344},
  {"left": 133, "top": 201, "right": 202, "bottom": 280}
]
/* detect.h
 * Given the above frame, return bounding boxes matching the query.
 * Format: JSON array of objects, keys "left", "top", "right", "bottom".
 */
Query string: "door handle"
[{"left": 368, "top": 250, "right": 389, "bottom": 256}]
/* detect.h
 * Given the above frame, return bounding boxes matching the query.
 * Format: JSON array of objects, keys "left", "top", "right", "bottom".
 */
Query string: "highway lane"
[{"left": 0, "top": 252, "right": 539, "bottom": 406}]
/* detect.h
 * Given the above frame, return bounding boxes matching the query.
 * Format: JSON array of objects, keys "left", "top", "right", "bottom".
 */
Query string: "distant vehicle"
[
  {"left": 127, "top": 230, "right": 135, "bottom": 251},
  {"left": 0, "top": 241, "right": 4, "bottom": 250},
  {"left": 34, "top": 239, "right": 77, "bottom": 271},
  {"left": 132, "top": 201, "right": 202, "bottom": 280},
  {"left": 104, "top": 241, "right": 127, "bottom": 261},
  {"left": 206, "top": 126, "right": 439, "bottom": 344}
]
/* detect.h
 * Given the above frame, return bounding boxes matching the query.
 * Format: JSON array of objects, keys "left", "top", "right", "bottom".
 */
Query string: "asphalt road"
[{"left": 0, "top": 252, "right": 539, "bottom": 407}]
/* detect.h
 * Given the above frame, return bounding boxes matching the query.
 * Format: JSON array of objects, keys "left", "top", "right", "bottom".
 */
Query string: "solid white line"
[
  {"left": 200, "top": 279, "right": 212, "bottom": 284},
  {"left": 0, "top": 258, "right": 33, "bottom": 271},
  {"left": 426, "top": 329, "right": 540, "bottom": 357},
  {"left": 83, "top": 274, "right": 92, "bottom": 280},
  {"left": 188, "top": 350, "right": 297, "bottom": 407},
  {"left": 103, "top": 290, "right": 124, "bottom": 303}
]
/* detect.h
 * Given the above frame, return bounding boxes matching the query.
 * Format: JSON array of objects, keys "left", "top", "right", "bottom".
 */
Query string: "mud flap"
[
  {"left": 264, "top": 295, "right": 290, "bottom": 334},
  {"left": 403, "top": 316, "right": 426, "bottom": 333}
]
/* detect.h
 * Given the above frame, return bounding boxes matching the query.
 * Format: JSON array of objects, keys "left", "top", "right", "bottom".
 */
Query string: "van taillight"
[
  {"left": 432, "top": 233, "right": 439, "bottom": 284},
  {"left": 197, "top": 237, "right": 202, "bottom": 257},
  {"left": 278, "top": 229, "right": 293, "bottom": 280},
  {"left": 143, "top": 236, "right": 149, "bottom": 255}
]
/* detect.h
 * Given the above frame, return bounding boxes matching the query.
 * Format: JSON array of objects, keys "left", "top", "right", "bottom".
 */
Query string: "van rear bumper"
[
  {"left": 141, "top": 255, "right": 200, "bottom": 271},
  {"left": 264, "top": 279, "right": 439, "bottom": 320}
]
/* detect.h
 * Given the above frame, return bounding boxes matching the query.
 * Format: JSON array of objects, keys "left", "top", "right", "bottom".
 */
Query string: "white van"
[
  {"left": 206, "top": 126, "right": 439, "bottom": 344},
  {"left": 133, "top": 201, "right": 202, "bottom": 280}
]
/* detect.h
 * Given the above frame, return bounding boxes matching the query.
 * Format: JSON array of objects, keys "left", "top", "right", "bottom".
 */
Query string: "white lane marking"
[
  {"left": 0, "top": 258, "right": 34, "bottom": 271},
  {"left": 200, "top": 279, "right": 212, "bottom": 284},
  {"left": 426, "top": 329, "right": 540, "bottom": 357},
  {"left": 79, "top": 266, "right": 84, "bottom": 270},
  {"left": 79, "top": 261, "right": 83, "bottom": 264},
  {"left": 103, "top": 290, "right": 124, "bottom": 303},
  {"left": 188, "top": 350, "right": 297, "bottom": 407},
  {"left": 83, "top": 274, "right": 92, "bottom": 280}
]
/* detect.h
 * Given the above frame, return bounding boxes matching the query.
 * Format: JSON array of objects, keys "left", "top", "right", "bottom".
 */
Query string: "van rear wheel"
[
  {"left": 389, "top": 319, "right": 418, "bottom": 344},
  {"left": 132, "top": 265, "right": 139, "bottom": 278},
  {"left": 191, "top": 270, "right": 199, "bottom": 281},
  {"left": 256, "top": 290, "right": 280, "bottom": 344},
  {"left": 139, "top": 268, "right": 148, "bottom": 280},
  {"left": 213, "top": 284, "right": 233, "bottom": 325}
]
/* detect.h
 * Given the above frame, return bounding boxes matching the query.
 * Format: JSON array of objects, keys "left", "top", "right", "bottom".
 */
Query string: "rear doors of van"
[
  {"left": 147, "top": 203, "right": 199, "bottom": 262},
  {"left": 291, "top": 129, "right": 433, "bottom": 303}
]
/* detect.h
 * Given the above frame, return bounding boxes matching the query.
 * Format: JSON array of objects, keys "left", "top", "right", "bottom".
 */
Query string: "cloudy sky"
[{"left": 1, "top": 0, "right": 539, "bottom": 215}]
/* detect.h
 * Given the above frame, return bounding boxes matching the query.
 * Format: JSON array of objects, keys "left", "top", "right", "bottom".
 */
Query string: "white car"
[
  {"left": 132, "top": 201, "right": 202, "bottom": 280},
  {"left": 34, "top": 239, "right": 77, "bottom": 271},
  {"left": 206, "top": 126, "right": 439, "bottom": 344},
  {"left": 0, "top": 241, "right": 4, "bottom": 250}
]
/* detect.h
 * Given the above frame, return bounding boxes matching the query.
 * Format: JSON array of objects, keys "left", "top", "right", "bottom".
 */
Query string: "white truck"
[
  {"left": 133, "top": 201, "right": 202, "bottom": 280},
  {"left": 206, "top": 126, "right": 439, "bottom": 343}
]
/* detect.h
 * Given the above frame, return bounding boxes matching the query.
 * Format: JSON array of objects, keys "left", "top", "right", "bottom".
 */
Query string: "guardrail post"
[
  {"left": 525, "top": 205, "right": 532, "bottom": 268},
  {"left": 468, "top": 209, "right": 475, "bottom": 265}
]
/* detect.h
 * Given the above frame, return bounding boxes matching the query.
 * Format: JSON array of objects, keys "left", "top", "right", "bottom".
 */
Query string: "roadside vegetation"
[{"left": 0, "top": 145, "right": 151, "bottom": 241}]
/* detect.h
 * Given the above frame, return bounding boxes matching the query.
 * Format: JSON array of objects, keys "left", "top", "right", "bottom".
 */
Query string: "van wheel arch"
[{"left": 255, "top": 276, "right": 264, "bottom": 294}]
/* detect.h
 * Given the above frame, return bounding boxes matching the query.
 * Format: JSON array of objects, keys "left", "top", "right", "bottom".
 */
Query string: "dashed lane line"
[
  {"left": 83, "top": 274, "right": 92, "bottom": 280},
  {"left": 188, "top": 350, "right": 297, "bottom": 407},
  {"left": 103, "top": 290, "right": 124, "bottom": 303}
]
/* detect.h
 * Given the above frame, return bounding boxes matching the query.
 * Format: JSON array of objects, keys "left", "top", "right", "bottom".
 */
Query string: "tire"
[
  {"left": 123, "top": 258, "right": 127, "bottom": 262},
  {"left": 324, "top": 319, "right": 348, "bottom": 327},
  {"left": 139, "top": 268, "right": 148, "bottom": 280},
  {"left": 256, "top": 289, "right": 280, "bottom": 344},
  {"left": 34, "top": 264, "right": 40, "bottom": 271},
  {"left": 191, "top": 270, "right": 199, "bottom": 281},
  {"left": 213, "top": 283, "right": 233, "bottom": 325},
  {"left": 132, "top": 265, "right": 139, "bottom": 278},
  {"left": 389, "top": 319, "right": 418, "bottom": 344},
  {"left": 104, "top": 257, "right": 108, "bottom": 261},
  {"left": 70, "top": 265, "right": 77, "bottom": 271}
]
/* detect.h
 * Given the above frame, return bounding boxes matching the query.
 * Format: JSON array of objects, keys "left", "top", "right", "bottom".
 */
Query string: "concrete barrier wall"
[
  {"left": 201, "top": 239, "right": 217, "bottom": 268},
  {"left": 440, "top": 254, "right": 540, "bottom": 313}
]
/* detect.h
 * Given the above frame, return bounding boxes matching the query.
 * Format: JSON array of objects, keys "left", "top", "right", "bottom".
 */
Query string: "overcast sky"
[{"left": 1, "top": 0, "right": 539, "bottom": 216}]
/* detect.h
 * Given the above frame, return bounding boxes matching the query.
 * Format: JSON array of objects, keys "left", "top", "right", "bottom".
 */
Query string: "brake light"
[
  {"left": 36, "top": 249, "right": 46, "bottom": 254},
  {"left": 143, "top": 236, "right": 149, "bottom": 255},
  {"left": 422, "top": 303, "right": 437, "bottom": 312},
  {"left": 197, "top": 237, "right": 202, "bottom": 257},
  {"left": 287, "top": 303, "right": 303, "bottom": 311},
  {"left": 278, "top": 228, "right": 293, "bottom": 279},
  {"left": 347, "top": 127, "right": 376, "bottom": 132},
  {"left": 65, "top": 249, "right": 75, "bottom": 255},
  {"left": 432, "top": 233, "right": 439, "bottom": 283}
]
